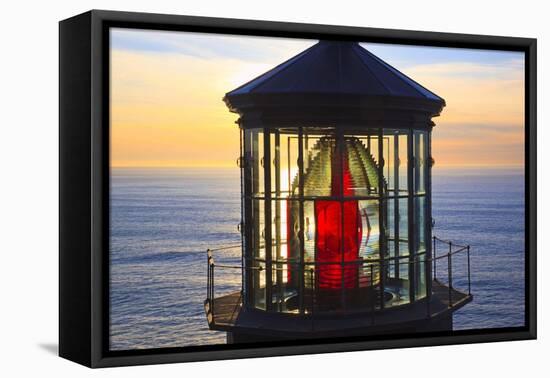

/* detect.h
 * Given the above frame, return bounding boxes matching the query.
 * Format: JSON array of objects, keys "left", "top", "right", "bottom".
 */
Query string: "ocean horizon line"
[{"left": 111, "top": 164, "right": 524, "bottom": 170}]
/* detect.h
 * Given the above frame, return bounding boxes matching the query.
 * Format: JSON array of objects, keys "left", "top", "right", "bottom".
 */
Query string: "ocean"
[{"left": 109, "top": 167, "right": 525, "bottom": 350}]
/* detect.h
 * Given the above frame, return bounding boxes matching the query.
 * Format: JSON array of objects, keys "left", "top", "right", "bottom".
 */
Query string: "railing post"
[
  {"left": 426, "top": 255, "right": 431, "bottom": 318},
  {"left": 433, "top": 236, "right": 436, "bottom": 280},
  {"left": 467, "top": 245, "right": 471, "bottom": 295},
  {"left": 211, "top": 262, "right": 215, "bottom": 317},
  {"left": 356, "top": 260, "right": 360, "bottom": 290},
  {"left": 370, "top": 264, "right": 375, "bottom": 325},
  {"left": 427, "top": 287, "right": 431, "bottom": 318},
  {"left": 448, "top": 242, "right": 452, "bottom": 308},
  {"left": 207, "top": 250, "right": 210, "bottom": 301},
  {"left": 379, "top": 259, "right": 384, "bottom": 310},
  {"left": 310, "top": 268, "right": 314, "bottom": 317}
]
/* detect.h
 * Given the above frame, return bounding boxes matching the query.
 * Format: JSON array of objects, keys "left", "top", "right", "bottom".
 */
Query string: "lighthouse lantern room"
[{"left": 205, "top": 41, "right": 472, "bottom": 342}]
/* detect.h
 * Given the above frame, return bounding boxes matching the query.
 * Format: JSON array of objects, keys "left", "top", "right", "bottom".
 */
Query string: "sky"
[{"left": 110, "top": 28, "right": 525, "bottom": 169}]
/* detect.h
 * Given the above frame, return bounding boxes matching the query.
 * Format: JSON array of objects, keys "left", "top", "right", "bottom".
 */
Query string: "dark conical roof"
[{"left": 224, "top": 41, "right": 445, "bottom": 128}]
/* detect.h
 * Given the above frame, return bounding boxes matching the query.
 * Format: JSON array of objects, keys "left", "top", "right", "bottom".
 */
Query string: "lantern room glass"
[{"left": 242, "top": 126, "right": 431, "bottom": 314}]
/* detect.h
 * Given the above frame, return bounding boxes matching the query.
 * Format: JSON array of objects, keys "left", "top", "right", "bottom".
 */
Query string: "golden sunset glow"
[
  {"left": 111, "top": 51, "right": 242, "bottom": 167},
  {"left": 110, "top": 30, "right": 524, "bottom": 169},
  {"left": 404, "top": 61, "right": 524, "bottom": 167}
]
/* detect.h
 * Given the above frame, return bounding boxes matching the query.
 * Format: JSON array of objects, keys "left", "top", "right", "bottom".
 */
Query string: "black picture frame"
[{"left": 59, "top": 9, "right": 537, "bottom": 368}]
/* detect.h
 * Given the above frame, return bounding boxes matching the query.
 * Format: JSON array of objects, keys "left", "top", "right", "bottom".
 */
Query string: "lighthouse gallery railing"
[{"left": 206, "top": 236, "right": 471, "bottom": 321}]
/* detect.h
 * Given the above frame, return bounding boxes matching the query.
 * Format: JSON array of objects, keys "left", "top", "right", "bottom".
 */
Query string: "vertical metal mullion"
[
  {"left": 286, "top": 135, "right": 292, "bottom": 311},
  {"left": 243, "top": 128, "right": 254, "bottom": 308},
  {"left": 264, "top": 128, "right": 272, "bottom": 311},
  {"left": 338, "top": 129, "right": 346, "bottom": 311},
  {"left": 393, "top": 133, "right": 400, "bottom": 279},
  {"left": 377, "top": 128, "right": 385, "bottom": 309},
  {"left": 287, "top": 136, "right": 291, "bottom": 197},
  {"left": 274, "top": 131, "right": 282, "bottom": 311},
  {"left": 407, "top": 129, "right": 415, "bottom": 303},
  {"left": 313, "top": 202, "right": 319, "bottom": 314},
  {"left": 252, "top": 130, "right": 260, "bottom": 308},
  {"left": 425, "top": 130, "right": 433, "bottom": 300},
  {"left": 298, "top": 127, "right": 305, "bottom": 314},
  {"left": 414, "top": 132, "right": 421, "bottom": 298},
  {"left": 239, "top": 126, "right": 245, "bottom": 295}
]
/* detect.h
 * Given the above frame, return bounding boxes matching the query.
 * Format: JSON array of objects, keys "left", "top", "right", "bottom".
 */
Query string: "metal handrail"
[
  {"left": 432, "top": 236, "right": 472, "bottom": 306},
  {"left": 208, "top": 244, "right": 242, "bottom": 252},
  {"left": 244, "top": 250, "right": 462, "bottom": 266},
  {"left": 206, "top": 236, "right": 472, "bottom": 322},
  {"left": 433, "top": 236, "right": 469, "bottom": 249},
  {"left": 206, "top": 240, "right": 471, "bottom": 273},
  {"left": 206, "top": 240, "right": 466, "bottom": 264}
]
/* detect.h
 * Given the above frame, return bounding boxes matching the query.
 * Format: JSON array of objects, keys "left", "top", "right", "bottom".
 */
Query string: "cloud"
[
  {"left": 404, "top": 59, "right": 524, "bottom": 80},
  {"left": 399, "top": 59, "right": 525, "bottom": 128},
  {"left": 362, "top": 42, "right": 525, "bottom": 70},
  {"left": 111, "top": 28, "right": 315, "bottom": 64},
  {"left": 381, "top": 57, "right": 525, "bottom": 168},
  {"left": 110, "top": 48, "right": 297, "bottom": 167}
]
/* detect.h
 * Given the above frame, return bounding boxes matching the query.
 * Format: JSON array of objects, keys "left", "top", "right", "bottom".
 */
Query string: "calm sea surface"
[{"left": 109, "top": 167, "right": 525, "bottom": 350}]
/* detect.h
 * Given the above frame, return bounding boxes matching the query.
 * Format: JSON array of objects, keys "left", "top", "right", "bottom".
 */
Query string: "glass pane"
[
  {"left": 414, "top": 131, "right": 426, "bottom": 194},
  {"left": 282, "top": 200, "right": 300, "bottom": 262},
  {"left": 387, "top": 198, "right": 395, "bottom": 258},
  {"left": 271, "top": 131, "right": 280, "bottom": 196},
  {"left": 415, "top": 196, "right": 426, "bottom": 253},
  {"left": 358, "top": 199, "right": 380, "bottom": 260},
  {"left": 394, "top": 269, "right": 411, "bottom": 306},
  {"left": 368, "top": 134, "right": 379, "bottom": 168},
  {"left": 398, "top": 132, "right": 409, "bottom": 193},
  {"left": 271, "top": 199, "right": 299, "bottom": 313},
  {"left": 346, "top": 136, "right": 369, "bottom": 197},
  {"left": 277, "top": 199, "right": 288, "bottom": 258},
  {"left": 358, "top": 199, "right": 381, "bottom": 289},
  {"left": 315, "top": 200, "right": 343, "bottom": 289},
  {"left": 303, "top": 131, "right": 335, "bottom": 197},
  {"left": 303, "top": 200, "right": 316, "bottom": 262},
  {"left": 271, "top": 260, "right": 299, "bottom": 313},
  {"left": 345, "top": 135, "right": 382, "bottom": 197},
  {"left": 385, "top": 132, "right": 396, "bottom": 193},
  {"left": 245, "top": 129, "right": 265, "bottom": 197},
  {"left": 398, "top": 197, "right": 409, "bottom": 282},
  {"left": 272, "top": 198, "right": 282, "bottom": 260},
  {"left": 252, "top": 199, "right": 265, "bottom": 259},
  {"left": 398, "top": 197, "right": 409, "bottom": 255},
  {"left": 277, "top": 130, "right": 299, "bottom": 198},
  {"left": 387, "top": 238, "right": 396, "bottom": 280},
  {"left": 253, "top": 261, "right": 266, "bottom": 310},
  {"left": 415, "top": 255, "right": 427, "bottom": 299}
]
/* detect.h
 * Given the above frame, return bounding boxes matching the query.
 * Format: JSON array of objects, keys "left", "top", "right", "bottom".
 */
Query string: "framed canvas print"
[{"left": 59, "top": 10, "right": 536, "bottom": 368}]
